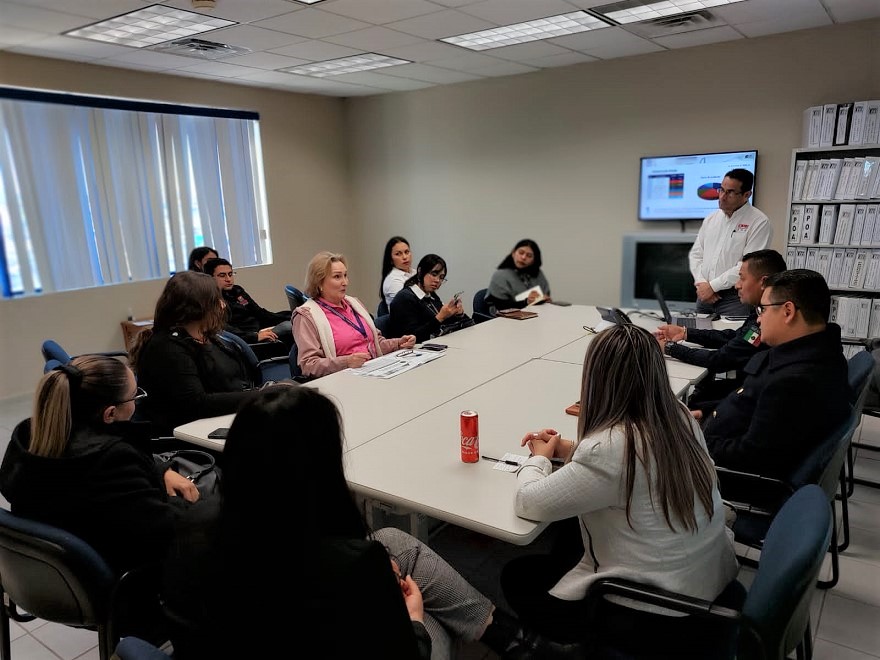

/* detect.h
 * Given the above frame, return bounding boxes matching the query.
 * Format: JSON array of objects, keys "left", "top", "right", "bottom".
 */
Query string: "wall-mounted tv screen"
[
  {"left": 620, "top": 232, "right": 698, "bottom": 311},
  {"left": 639, "top": 150, "right": 757, "bottom": 222}
]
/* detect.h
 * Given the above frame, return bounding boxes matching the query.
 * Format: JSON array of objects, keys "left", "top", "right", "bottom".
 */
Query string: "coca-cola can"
[{"left": 460, "top": 410, "right": 479, "bottom": 463}]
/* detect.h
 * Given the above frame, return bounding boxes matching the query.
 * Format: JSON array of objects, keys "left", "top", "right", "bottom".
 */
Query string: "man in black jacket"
[
  {"left": 702, "top": 269, "right": 851, "bottom": 480},
  {"left": 655, "top": 249, "right": 787, "bottom": 411},
  {"left": 203, "top": 258, "right": 293, "bottom": 350}
]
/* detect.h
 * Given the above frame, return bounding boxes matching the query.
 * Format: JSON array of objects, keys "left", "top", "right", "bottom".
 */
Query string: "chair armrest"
[{"left": 715, "top": 466, "right": 794, "bottom": 516}]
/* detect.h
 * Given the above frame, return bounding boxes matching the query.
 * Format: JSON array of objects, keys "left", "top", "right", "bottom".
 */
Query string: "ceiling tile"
[
  {"left": 323, "top": 26, "right": 427, "bottom": 50},
  {"left": 4, "top": 0, "right": 144, "bottom": 19},
  {"left": 203, "top": 24, "right": 309, "bottom": 51},
  {"left": 824, "top": 0, "right": 880, "bottom": 22},
  {"left": 0, "top": 24, "right": 49, "bottom": 47},
  {"left": 459, "top": 0, "right": 579, "bottom": 25},
  {"left": 147, "top": 0, "right": 301, "bottom": 23},
  {"left": 651, "top": 25, "right": 744, "bottom": 50},
  {"left": 269, "top": 39, "right": 362, "bottom": 61},
  {"left": 320, "top": 0, "right": 441, "bottom": 25},
  {"left": 7, "top": 34, "right": 131, "bottom": 59},
  {"left": 734, "top": 13, "right": 832, "bottom": 38},
  {"left": 379, "top": 62, "right": 484, "bottom": 83},
  {"left": 0, "top": 3, "right": 96, "bottom": 32},
  {"left": 252, "top": 7, "right": 371, "bottom": 39},
  {"left": 175, "top": 61, "right": 260, "bottom": 78},
  {"left": 423, "top": 51, "right": 508, "bottom": 72},
  {"left": 107, "top": 48, "right": 203, "bottom": 69},
  {"left": 386, "top": 8, "right": 496, "bottom": 39},
  {"left": 222, "top": 51, "right": 311, "bottom": 70},
  {"left": 332, "top": 70, "right": 434, "bottom": 90},
  {"left": 550, "top": 26, "right": 662, "bottom": 59},
  {"left": 468, "top": 60, "right": 538, "bottom": 77},
  {"left": 488, "top": 40, "right": 574, "bottom": 62},
  {"left": 523, "top": 51, "right": 598, "bottom": 67},
  {"left": 379, "top": 39, "right": 469, "bottom": 62}
]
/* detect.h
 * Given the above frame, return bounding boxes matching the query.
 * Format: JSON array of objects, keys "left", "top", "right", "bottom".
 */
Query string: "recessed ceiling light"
[
  {"left": 281, "top": 53, "right": 411, "bottom": 78},
  {"left": 591, "top": 0, "right": 747, "bottom": 25},
  {"left": 64, "top": 4, "right": 235, "bottom": 48},
  {"left": 440, "top": 11, "right": 611, "bottom": 51},
  {"left": 283, "top": 0, "right": 326, "bottom": 4}
]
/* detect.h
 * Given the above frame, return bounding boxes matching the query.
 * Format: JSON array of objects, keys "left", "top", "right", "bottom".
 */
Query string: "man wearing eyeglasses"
[
  {"left": 203, "top": 258, "right": 293, "bottom": 350},
  {"left": 701, "top": 269, "right": 850, "bottom": 480},
  {"left": 689, "top": 168, "right": 771, "bottom": 318}
]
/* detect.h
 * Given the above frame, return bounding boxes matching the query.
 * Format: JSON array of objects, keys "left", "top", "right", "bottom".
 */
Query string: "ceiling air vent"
[
  {"left": 624, "top": 10, "right": 727, "bottom": 39},
  {"left": 150, "top": 38, "right": 251, "bottom": 60}
]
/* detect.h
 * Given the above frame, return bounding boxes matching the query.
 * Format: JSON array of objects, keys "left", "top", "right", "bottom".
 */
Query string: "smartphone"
[
  {"left": 452, "top": 291, "right": 464, "bottom": 303},
  {"left": 207, "top": 427, "right": 229, "bottom": 440},
  {"left": 421, "top": 343, "right": 447, "bottom": 351}
]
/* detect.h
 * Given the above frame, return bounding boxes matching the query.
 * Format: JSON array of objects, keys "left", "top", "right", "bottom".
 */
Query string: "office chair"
[
  {"left": 0, "top": 508, "right": 157, "bottom": 660},
  {"left": 580, "top": 484, "right": 831, "bottom": 660},
  {"left": 472, "top": 288, "right": 493, "bottom": 324},
  {"left": 41, "top": 339, "right": 128, "bottom": 374},
  {"left": 287, "top": 341, "right": 312, "bottom": 383},
  {"left": 377, "top": 299, "right": 389, "bottom": 318},
  {"left": 717, "top": 409, "right": 857, "bottom": 590},
  {"left": 284, "top": 284, "right": 308, "bottom": 311},
  {"left": 845, "top": 348, "right": 880, "bottom": 494},
  {"left": 218, "top": 331, "right": 290, "bottom": 384},
  {"left": 374, "top": 313, "right": 391, "bottom": 336}
]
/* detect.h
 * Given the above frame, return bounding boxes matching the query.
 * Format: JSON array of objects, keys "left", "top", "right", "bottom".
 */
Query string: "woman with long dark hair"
[
  {"left": 380, "top": 236, "right": 416, "bottom": 308},
  {"left": 187, "top": 246, "right": 218, "bottom": 272},
  {"left": 485, "top": 238, "right": 551, "bottom": 313}
]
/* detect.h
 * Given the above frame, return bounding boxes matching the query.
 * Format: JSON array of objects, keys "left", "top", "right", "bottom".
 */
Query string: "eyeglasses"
[
  {"left": 426, "top": 270, "right": 447, "bottom": 283},
  {"left": 214, "top": 271, "right": 236, "bottom": 279},
  {"left": 756, "top": 302, "right": 787, "bottom": 316},
  {"left": 117, "top": 387, "right": 147, "bottom": 404},
  {"left": 718, "top": 187, "right": 743, "bottom": 197}
]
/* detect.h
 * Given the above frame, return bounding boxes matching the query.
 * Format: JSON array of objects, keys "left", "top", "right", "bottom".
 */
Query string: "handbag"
[{"left": 155, "top": 449, "right": 221, "bottom": 498}]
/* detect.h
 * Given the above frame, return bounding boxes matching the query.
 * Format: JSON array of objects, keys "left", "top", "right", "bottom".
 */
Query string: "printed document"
[{"left": 349, "top": 348, "right": 444, "bottom": 379}]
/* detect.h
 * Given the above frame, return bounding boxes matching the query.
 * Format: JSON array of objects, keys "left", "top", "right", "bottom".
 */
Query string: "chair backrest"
[
  {"left": 284, "top": 285, "right": 307, "bottom": 311},
  {"left": 788, "top": 408, "right": 857, "bottom": 492},
  {"left": 741, "top": 484, "right": 831, "bottom": 660},
  {"left": 288, "top": 341, "right": 303, "bottom": 379},
  {"left": 848, "top": 349, "right": 875, "bottom": 416},
  {"left": 219, "top": 331, "right": 290, "bottom": 384},
  {"left": 374, "top": 314, "right": 391, "bottom": 336},
  {"left": 0, "top": 507, "right": 117, "bottom": 633},
  {"left": 472, "top": 288, "right": 493, "bottom": 324},
  {"left": 377, "top": 298, "right": 389, "bottom": 318}
]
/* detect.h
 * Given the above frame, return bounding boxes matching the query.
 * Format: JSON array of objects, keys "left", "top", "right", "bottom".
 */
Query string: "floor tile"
[
  {"left": 812, "top": 638, "right": 880, "bottom": 660},
  {"left": 9, "top": 633, "right": 61, "bottom": 660},
  {"left": 31, "top": 621, "right": 98, "bottom": 660},
  {"left": 817, "top": 594, "right": 880, "bottom": 656},
  {"left": 833, "top": 556, "right": 880, "bottom": 607}
]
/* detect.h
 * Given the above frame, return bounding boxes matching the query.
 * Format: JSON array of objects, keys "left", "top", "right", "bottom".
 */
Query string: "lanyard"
[{"left": 317, "top": 299, "right": 368, "bottom": 339}]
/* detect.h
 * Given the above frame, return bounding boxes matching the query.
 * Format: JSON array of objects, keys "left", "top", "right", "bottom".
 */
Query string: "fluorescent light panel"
[
  {"left": 592, "top": 0, "right": 747, "bottom": 24},
  {"left": 440, "top": 11, "right": 610, "bottom": 51},
  {"left": 281, "top": 53, "right": 411, "bottom": 78},
  {"left": 65, "top": 4, "right": 235, "bottom": 48}
]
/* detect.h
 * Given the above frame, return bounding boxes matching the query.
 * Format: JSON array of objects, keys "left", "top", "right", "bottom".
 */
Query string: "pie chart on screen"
[{"left": 698, "top": 182, "right": 722, "bottom": 200}]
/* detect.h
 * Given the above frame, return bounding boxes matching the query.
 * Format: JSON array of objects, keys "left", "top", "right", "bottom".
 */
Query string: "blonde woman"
[{"left": 293, "top": 251, "right": 415, "bottom": 378}]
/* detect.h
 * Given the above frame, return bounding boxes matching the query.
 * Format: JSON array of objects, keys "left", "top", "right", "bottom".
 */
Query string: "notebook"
[
  {"left": 653, "top": 283, "right": 713, "bottom": 330},
  {"left": 497, "top": 309, "right": 538, "bottom": 320}
]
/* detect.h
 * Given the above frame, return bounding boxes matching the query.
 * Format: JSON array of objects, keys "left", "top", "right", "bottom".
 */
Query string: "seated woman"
[
  {"left": 486, "top": 238, "right": 551, "bottom": 313},
  {"left": 162, "top": 385, "right": 525, "bottom": 659},
  {"left": 131, "top": 271, "right": 261, "bottom": 435},
  {"left": 501, "top": 324, "right": 738, "bottom": 656},
  {"left": 0, "top": 355, "right": 200, "bottom": 641},
  {"left": 187, "top": 246, "right": 218, "bottom": 273},
  {"left": 388, "top": 254, "right": 474, "bottom": 343},
  {"left": 292, "top": 251, "right": 416, "bottom": 378},
  {"left": 380, "top": 236, "right": 416, "bottom": 309}
]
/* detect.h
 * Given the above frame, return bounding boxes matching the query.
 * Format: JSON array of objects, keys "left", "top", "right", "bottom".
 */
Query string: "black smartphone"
[
  {"left": 421, "top": 343, "right": 447, "bottom": 351},
  {"left": 207, "top": 427, "right": 229, "bottom": 440}
]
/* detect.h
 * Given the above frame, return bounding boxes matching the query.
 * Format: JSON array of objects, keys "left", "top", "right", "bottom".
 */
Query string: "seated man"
[
  {"left": 702, "top": 269, "right": 851, "bottom": 480},
  {"left": 203, "top": 258, "right": 293, "bottom": 351},
  {"left": 655, "top": 249, "right": 787, "bottom": 412}
]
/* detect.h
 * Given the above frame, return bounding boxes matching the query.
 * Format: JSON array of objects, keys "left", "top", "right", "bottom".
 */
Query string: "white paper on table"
[
  {"left": 492, "top": 453, "right": 527, "bottom": 472},
  {"left": 514, "top": 285, "right": 545, "bottom": 302},
  {"left": 348, "top": 349, "right": 444, "bottom": 379}
]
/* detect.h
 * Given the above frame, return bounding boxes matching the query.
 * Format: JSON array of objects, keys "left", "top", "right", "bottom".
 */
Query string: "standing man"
[
  {"left": 701, "top": 269, "right": 850, "bottom": 480},
  {"left": 655, "top": 249, "right": 787, "bottom": 411},
  {"left": 689, "top": 168, "right": 771, "bottom": 317}
]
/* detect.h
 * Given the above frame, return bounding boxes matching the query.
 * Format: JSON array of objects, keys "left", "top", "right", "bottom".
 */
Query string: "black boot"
[{"left": 479, "top": 608, "right": 525, "bottom": 655}]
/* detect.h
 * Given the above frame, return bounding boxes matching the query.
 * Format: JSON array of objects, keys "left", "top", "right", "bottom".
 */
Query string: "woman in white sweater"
[{"left": 502, "top": 323, "right": 738, "bottom": 656}]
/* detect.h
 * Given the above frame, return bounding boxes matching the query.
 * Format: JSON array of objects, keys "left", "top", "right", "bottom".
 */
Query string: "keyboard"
[{"left": 672, "top": 314, "right": 713, "bottom": 330}]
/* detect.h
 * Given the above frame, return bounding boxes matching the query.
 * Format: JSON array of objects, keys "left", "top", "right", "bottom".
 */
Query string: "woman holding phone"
[{"left": 388, "top": 254, "right": 474, "bottom": 343}]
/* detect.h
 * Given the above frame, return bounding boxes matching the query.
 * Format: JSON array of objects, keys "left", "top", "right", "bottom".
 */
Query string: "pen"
[{"left": 481, "top": 456, "right": 521, "bottom": 467}]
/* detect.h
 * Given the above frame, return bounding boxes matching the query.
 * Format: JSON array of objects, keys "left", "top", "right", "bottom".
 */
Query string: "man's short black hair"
[
  {"left": 202, "top": 257, "right": 231, "bottom": 276},
  {"left": 742, "top": 249, "right": 787, "bottom": 278},
  {"left": 764, "top": 269, "right": 830, "bottom": 325},
  {"left": 725, "top": 168, "right": 754, "bottom": 193}
]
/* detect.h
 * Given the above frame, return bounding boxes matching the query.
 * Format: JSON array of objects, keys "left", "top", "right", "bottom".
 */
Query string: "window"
[{"left": 0, "top": 87, "right": 271, "bottom": 297}]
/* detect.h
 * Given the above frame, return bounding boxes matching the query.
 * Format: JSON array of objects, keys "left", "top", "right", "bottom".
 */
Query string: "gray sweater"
[{"left": 486, "top": 268, "right": 550, "bottom": 311}]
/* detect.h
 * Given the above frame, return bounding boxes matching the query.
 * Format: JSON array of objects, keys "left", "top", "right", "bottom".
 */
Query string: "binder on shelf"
[
  {"left": 805, "top": 246, "right": 820, "bottom": 271},
  {"left": 785, "top": 246, "right": 797, "bottom": 269},
  {"left": 820, "top": 158, "right": 843, "bottom": 199},
  {"left": 861, "top": 204, "right": 878, "bottom": 245},
  {"left": 850, "top": 250, "right": 870, "bottom": 289},
  {"left": 833, "top": 204, "right": 856, "bottom": 245},
  {"left": 788, "top": 204, "right": 804, "bottom": 244},
  {"left": 840, "top": 248, "right": 858, "bottom": 288},
  {"left": 814, "top": 159, "right": 832, "bottom": 200},
  {"left": 805, "top": 160, "right": 823, "bottom": 200},
  {"left": 869, "top": 299, "right": 880, "bottom": 337},
  {"left": 795, "top": 247, "right": 808, "bottom": 269},
  {"left": 815, "top": 247, "right": 834, "bottom": 281},
  {"left": 792, "top": 160, "right": 808, "bottom": 200},
  {"left": 851, "top": 204, "right": 868, "bottom": 248},
  {"left": 865, "top": 101, "right": 880, "bottom": 145},
  {"left": 834, "top": 103, "right": 854, "bottom": 146},
  {"left": 820, "top": 103, "right": 838, "bottom": 147},
  {"left": 800, "top": 204, "right": 820, "bottom": 244},
  {"left": 828, "top": 247, "right": 847, "bottom": 288},
  {"left": 834, "top": 158, "right": 855, "bottom": 200},
  {"left": 864, "top": 252, "right": 880, "bottom": 290},
  {"left": 871, "top": 162, "right": 880, "bottom": 198},
  {"left": 867, "top": 205, "right": 880, "bottom": 245},
  {"left": 846, "top": 157, "right": 866, "bottom": 199},
  {"left": 849, "top": 101, "right": 869, "bottom": 146},
  {"left": 856, "top": 297, "right": 872, "bottom": 337},
  {"left": 856, "top": 157, "right": 880, "bottom": 199},
  {"left": 804, "top": 106, "right": 824, "bottom": 148},
  {"left": 818, "top": 205, "right": 839, "bottom": 244}
]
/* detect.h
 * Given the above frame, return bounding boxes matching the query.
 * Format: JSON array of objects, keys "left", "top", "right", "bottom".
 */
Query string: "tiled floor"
[{"left": 2, "top": 393, "right": 880, "bottom": 659}]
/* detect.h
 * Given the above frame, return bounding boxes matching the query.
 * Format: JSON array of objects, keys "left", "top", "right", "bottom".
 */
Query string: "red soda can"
[{"left": 460, "top": 410, "right": 479, "bottom": 463}]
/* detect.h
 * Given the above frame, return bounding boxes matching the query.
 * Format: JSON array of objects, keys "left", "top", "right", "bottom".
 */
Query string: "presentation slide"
[{"left": 639, "top": 150, "right": 756, "bottom": 221}]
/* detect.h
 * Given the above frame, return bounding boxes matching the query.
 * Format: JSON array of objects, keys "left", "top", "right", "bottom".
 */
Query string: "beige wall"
[
  {"left": 0, "top": 53, "right": 351, "bottom": 399},
  {"left": 346, "top": 19, "right": 880, "bottom": 315},
  {"left": 1, "top": 19, "right": 879, "bottom": 400}
]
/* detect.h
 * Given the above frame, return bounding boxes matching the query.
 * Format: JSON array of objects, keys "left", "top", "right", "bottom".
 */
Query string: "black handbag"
[{"left": 156, "top": 449, "right": 221, "bottom": 498}]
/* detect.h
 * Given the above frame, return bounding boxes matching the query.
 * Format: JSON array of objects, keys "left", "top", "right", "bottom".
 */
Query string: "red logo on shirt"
[{"left": 735, "top": 223, "right": 749, "bottom": 232}]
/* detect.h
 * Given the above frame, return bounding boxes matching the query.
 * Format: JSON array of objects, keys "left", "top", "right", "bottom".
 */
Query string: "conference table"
[{"left": 174, "top": 304, "right": 710, "bottom": 544}]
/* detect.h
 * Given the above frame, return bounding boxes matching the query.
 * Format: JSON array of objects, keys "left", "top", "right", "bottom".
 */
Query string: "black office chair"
[
  {"left": 846, "top": 348, "right": 880, "bottom": 494},
  {"left": 219, "top": 331, "right": 290, "bottom": 384},
  {"left": 718, "top": 409, "right": 858, "bottom": 590},
  {"left": 284, "top": 284, "right": 308, "bottom": 311},
  {"left": 41, "top": 339, "right": 128, "bottom": 373},
  {"left": 0, "top": 508, "right": 156, "bottom": 660},
  {"left": 581, "top": 484, "right": 831, "bottom": 660},
  {"left": 377, "top": 299, "right": 389, "bottom": 318},
  {"left": 472, "top": 288, "right": 493, "bottom": 324},
  {"left": 374, "top": 314, "right": 391, "bottom": 336}
]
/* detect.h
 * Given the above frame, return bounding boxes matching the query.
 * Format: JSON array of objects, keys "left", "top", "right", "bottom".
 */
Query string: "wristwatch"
[{"left": 664, "top": 341, "right": 678, "bottom": 356}]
